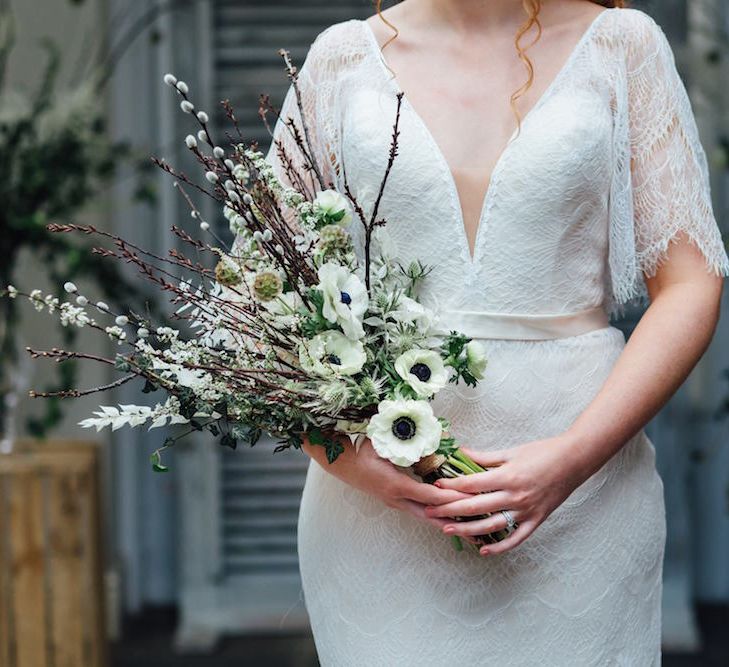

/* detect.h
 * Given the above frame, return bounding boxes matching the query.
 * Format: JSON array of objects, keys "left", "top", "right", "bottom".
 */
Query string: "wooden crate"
[{"left": 0, "top": 440, "right": 107, "bottom": 667}]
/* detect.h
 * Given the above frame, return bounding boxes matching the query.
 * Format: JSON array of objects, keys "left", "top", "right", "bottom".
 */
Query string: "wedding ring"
[{"left": 501, "top": 509, "right": 518, "bottom": 532}]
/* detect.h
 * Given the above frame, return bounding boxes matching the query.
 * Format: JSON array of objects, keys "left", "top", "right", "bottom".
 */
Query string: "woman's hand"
[
  {"left": 302, "top": 433, "right": 473, "bottom": 532},
  {"left": 426, "top": 434, "right": 587, "bottom": 555}
]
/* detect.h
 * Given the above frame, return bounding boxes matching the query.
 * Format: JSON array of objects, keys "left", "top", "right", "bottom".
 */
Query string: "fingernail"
[
  {"left": 443, "top": 525, "right": 455, "bottom": 534},
  {"left": 433, "top": 480, "right": 442, "bottom": 487},
  {"left": 480, "top": 547, "right": 489, "bottom": 556}
]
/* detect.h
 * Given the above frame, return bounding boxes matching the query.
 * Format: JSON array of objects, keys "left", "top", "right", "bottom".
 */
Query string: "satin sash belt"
[{"left": 433, "top": 305, "right": 610, "bottom": 341}]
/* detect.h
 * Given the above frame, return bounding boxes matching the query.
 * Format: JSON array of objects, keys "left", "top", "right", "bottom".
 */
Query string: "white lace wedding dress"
[{"left": 265, "top": 7, "right": 729, "bottom": 666}]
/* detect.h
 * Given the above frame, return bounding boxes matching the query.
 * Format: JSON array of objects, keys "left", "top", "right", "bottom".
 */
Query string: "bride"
[{"left": 265, "top": 0, "right": 729, "bottom": 664}]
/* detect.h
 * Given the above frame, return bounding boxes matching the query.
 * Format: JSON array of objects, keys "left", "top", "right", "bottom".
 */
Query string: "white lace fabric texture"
[{"left": 262, "top": 7, "right": 729, "bottom": 666}]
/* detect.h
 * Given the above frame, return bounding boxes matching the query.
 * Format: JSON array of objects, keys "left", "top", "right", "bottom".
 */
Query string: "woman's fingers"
[
  {"left": 479, "top": 519, "right": 535, "bottom": 556},
  {"left": 425, "top": 490, "right": 513, "bottom": 518},
  {"left": 398, "top": 475, "right": 471, "bottom": 505},
  {"left": 435, "top": 468, "right": 509, "bottom": 493},
  {"left": 442, "top": 510, "right": 516, "bottom": 537}
]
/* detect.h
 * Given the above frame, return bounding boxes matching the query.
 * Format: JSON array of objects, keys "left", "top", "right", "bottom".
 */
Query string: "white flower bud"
[
  {"left": 228, "top": 191, "right": 240, "bottom": 204},
  {"left": 75, "top": 295, "right": 88, "bottom": 306},
  {"left": 243, "top": 193, "right": 253, "bottom": 205},
  {"left": 191, "top": 210, "right": 198, "bottom": 219},
  {"left": 262, "top": 229, "right": 273, "bottom": 241},
  {"left": 197, "top": 129, "right": 208, "bottom": 143},
  {"left": 137, "top": 327, "right": 149, "bottom": 339},
  {"left": 163, "top": 73, "right": 177, "bottom": 86},
  {"left": 180, "top": 100, "right": 194, "bottom": 113},
  {"left": 224, "top": 159, "right": 235, "bottom": 170},
  {"left": 185, "top": 134, "right": 197, "bottom": 149},
  {"left": 63, "top": 281, "right": 77, "bottom": 294},
  {"left": 115, "top": 315, "right": 129, "bottom": 326},
  {"left": 96, "top": 301, "right": 110, "bottom": 312},
  {"left": 196, "top": 111, "right": 209, "bottom": 124},
  {"left": 213, "top": 146, "right": 224, "bottom": 158},
  {"left": 275, "top": 244, "right": 284, "bottom": 254},
  {"left": 200, "top": 222, "right": 210, "bottom": 232},
  {"left": 253, "top": 230, "right": 263, "bottom": 241},
  {"left": 176, "top": 80, "right": 189, "bottom": 94},
  {"left": 224, "top": 179, "right": 234, "bottom": 191},
  {"left": 205, "top": 171, "right": 219, "bottom": 184}
]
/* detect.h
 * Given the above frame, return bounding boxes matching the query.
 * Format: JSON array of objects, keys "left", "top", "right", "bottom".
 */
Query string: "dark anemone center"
[
  {"left": 340, "top": 291, "right": 352, "bottom": 305},
  {"left": 410, "top": 362, "right": 432, "bottom": 382},
  {"left": 392, "top": 416, "right": 417, "bottom": 441},
  {"left": 327, "top": 354, "right": 342, "bottom": 365}
]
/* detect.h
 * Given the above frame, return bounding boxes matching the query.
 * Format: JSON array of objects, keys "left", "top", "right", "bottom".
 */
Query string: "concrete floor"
[{"left": 111, "top": 604, "right": 729, "bottom": 667}]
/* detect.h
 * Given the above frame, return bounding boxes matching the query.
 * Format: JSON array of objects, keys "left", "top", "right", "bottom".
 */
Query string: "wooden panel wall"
[{"left": 0, "top": 442, "right": 107, "bottom": 667}]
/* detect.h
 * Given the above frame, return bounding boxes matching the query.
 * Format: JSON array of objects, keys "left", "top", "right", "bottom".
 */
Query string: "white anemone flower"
[
  {"left": 366, "top": 399, "right": 442, "bottom": 467},
  {"left": 317, "top": 262, "right": 368, "bottom": 340},
  {"left": 394, "top": 349, "right": 448, "bottom": 398},
  {"left": 465, "top": 340, "right": 488, "bottom": 380},
  {"left": 390, "top": 295, "right": 436, "bottom": 330},
  {"left": 299, "top": 330, "right": 366, "bottom": 377},
  {"left": 313, "top": 189, "right": 353, "bottom": 226}
]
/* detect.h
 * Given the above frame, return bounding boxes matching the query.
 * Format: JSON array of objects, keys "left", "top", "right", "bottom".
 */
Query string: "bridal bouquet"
[{"left": 2, "top": 53, "right": 512, "bottom": 549}]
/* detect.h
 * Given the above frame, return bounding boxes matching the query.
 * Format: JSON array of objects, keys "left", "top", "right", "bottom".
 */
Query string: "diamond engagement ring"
[{"left": 501, "top": 510, "right": 518, "bottom": 532}]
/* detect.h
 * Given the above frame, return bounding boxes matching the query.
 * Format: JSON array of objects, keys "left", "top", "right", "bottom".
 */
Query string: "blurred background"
[{"left": 0, "top": 0, "right": 727, "bottom": 665}]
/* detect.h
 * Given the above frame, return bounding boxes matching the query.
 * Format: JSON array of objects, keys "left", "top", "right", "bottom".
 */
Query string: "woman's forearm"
[{"left": 563, "top": 279, "right": 723, "bottom": 482}]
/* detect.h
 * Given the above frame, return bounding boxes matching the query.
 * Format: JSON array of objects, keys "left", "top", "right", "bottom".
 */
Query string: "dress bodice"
[{"left": 266, "top": 8, "right": 729, "bottom": 318}]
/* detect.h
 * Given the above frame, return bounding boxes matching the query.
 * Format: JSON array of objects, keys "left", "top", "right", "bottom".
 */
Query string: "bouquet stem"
[{"left": 412, "top": 450, "right": 513, "bottom": 551}]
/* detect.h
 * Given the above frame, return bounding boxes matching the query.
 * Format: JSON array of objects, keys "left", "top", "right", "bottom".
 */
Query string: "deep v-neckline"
[{"left": 359, "top": 9, "right": 612, "bottom": 267}]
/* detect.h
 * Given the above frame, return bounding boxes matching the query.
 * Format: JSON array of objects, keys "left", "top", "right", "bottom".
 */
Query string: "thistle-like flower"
[
  {"left": 215, "top": 257, "right": 243, "bottom": 287},
  {"left": 252, "top": 271, "right": 283, "bottom": 302},
  {"left": 317, "top": 224, "right": 352, "bottom": 255}
]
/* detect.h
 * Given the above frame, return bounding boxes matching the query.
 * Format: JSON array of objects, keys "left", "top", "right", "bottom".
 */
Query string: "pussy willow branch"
[{"left": 29, "top": 374, "right": 136, "bottom": 399}]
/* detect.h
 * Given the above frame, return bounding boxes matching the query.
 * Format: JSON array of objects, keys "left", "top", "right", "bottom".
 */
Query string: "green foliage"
[
  {"left": 308, "top": 427, "right": 345, "bottom": 463},
  {"left": 440, "top": 332, "right": 479, "bottom": 388},
  {"left": 299, "top": 287, "right": 333, "bottom": 337}
]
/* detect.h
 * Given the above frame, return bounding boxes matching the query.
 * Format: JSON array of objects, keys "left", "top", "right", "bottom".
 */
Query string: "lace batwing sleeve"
[{"left": 608, "top": 11, "right": 729, "bottom": 312}]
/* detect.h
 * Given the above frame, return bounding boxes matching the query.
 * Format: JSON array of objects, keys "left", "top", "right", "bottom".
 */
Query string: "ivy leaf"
[{"left": 309, "top": 428, "right": 345, "bottom": 463}]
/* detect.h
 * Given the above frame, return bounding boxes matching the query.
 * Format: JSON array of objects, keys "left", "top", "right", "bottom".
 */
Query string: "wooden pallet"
[{"left": 0, "top": 441, "right": 107, "bottom": 667}]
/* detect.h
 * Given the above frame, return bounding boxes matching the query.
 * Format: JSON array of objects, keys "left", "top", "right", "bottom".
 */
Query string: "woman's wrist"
[{"left": 560, "top": 423, "right": 625, "bottom": 486}]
